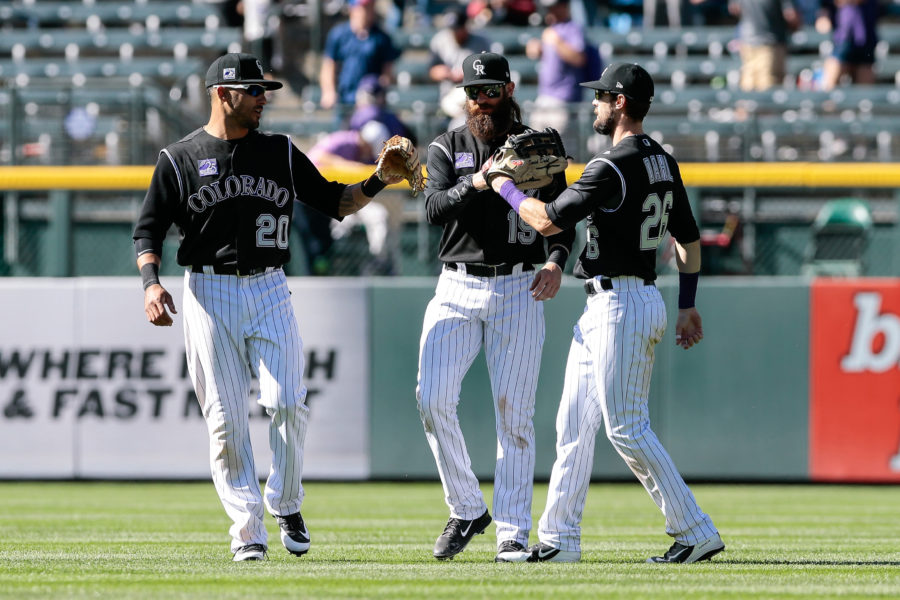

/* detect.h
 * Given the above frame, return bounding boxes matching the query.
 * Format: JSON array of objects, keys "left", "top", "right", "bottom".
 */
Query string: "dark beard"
[
  {"left": 465, "top": 96, "right": 514, "bottom": 142},
  {"left": 593, "top": 113, "right": 613, "bottom": 136}
]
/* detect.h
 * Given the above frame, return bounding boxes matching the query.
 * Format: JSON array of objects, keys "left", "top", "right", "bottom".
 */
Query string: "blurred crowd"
[
  {"left": 199, "top": 0, "right": 888, "bottom": 274},
  {"left": 216, "top": 0, "right": 886, "bottom": 109}
]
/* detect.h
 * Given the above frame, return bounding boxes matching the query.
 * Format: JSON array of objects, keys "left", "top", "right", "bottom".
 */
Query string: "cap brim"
[
  {"left": 242, "top": 79, "right": 283, "bottom": 90},
  {"left": 579, "top": 80, "right": 605, "bottom": 90},
  {"left": 207, "top": 79, "right": 283, "bottom": 90},
  {"left": 456, "top": 79, "right": 507, "bottom": 88}
]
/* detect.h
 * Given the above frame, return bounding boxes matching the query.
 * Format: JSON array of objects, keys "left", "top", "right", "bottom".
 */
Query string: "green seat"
[{"left": 803, "top": 199, "right": 873, "bottom": 277}]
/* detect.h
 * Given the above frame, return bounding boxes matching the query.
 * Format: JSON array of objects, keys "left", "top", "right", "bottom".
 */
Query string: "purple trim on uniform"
[{"left": 499, "top": 180, "right": 527, "bottom": 214}]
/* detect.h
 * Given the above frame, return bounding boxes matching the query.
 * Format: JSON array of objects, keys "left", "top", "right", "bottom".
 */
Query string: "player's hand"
[
  {"left": 675, "top": 307, "right": 703, "bottom": 349},
  {"left": 471, "top": 156, "right": 494, "bottom": 190},
  {"left": 144, "top": 284, "right": 177, "bottom": 327},
  {"left": 530, "top": 263, "right": 562, "bottom": 301}
]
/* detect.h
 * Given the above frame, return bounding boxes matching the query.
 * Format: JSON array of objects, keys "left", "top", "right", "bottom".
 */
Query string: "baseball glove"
[
  {"left": 485, "top": 127, "right": 568, "bottom": 190},
  {"left": 375, "top": 135, "right": 426, "bottom": 195}
]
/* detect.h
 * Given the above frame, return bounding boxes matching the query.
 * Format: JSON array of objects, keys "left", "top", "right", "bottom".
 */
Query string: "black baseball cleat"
[
  {"left": 525, "top": 542, "right": 581, "bottom": 563},
  {"left": 275, "top": 512, "right": 311, "bottom": 556},
  {"left": 433, "top": 510, "right": 492, "bottom": 560},
  {"left": 494, "top": 540, "right": 528, "bottom": 563},
  {"left": 647, "top": 534, "right": 725, "bottom": 564},
  {"left": 233, "top": 543, "right": 267, "bottom": 562}
]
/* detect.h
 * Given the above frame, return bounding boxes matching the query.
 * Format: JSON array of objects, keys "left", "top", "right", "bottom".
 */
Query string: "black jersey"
[
  {"left": 133, "top": 128, "right": 346, "bottom": 270},
  {"left": 425, "top": 123, "right": 575, "bottom": 264},
  {"left": 546, "top": 134, "right": 700, "bottom": 281}
]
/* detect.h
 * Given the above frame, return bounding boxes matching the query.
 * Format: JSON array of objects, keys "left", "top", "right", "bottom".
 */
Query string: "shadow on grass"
[{"left": 703, "top": 559, "right": 900, "bottom": 566}]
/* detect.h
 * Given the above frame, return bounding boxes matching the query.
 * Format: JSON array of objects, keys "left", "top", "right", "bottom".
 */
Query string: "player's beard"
[
  {"left": 234, "top": 104, "right": 262, "bottom": 131},
  {"left": 593, "top": 112, "right": 614, "bottom": 136},
  {"left": 465, "top": 95, "right": 515, "bottom": 142},
  {"left": 240, "top": 112, "right": 261, "bottom": 131}
]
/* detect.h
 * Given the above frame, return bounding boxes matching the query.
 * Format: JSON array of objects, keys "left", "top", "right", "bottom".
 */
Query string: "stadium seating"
[
  {"left": 0, "top": 27, "right": 242, "bottom": 58},
  {"left": 1, "top": 1, "right": 223, "bottom": 28}
]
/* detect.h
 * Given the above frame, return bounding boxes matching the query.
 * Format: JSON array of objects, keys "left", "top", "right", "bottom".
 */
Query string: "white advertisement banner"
[{"left": 0, "top": 277, "right": 369, "bottom": 479}]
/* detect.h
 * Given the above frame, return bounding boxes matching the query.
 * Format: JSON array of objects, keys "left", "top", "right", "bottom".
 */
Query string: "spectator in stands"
[
  {"left": 349, "top": 74, "right": 417, "bottom": 142},
  {"left": 643, "top": 0, "right": 683, "bottom": 28},
  {"left": 730, "top": 0, "right": 801, "bottom": 91},
  {"left": 467, "top": 0, "right": 538, "bottom": 26},
  {"left": 241, "top": 0, "right": 275, "bottom": 65},
  {"left": 320, "top": 0, "right": 401, "bottom": 121},
  {"left": 682, "top": 0, "right": 731, "bottom": 26},
  {"left": 305, "top": 121, "right": 399, "bottom": 275},
  {"left": 816, "top": 0, "right": 879, "bottom": 90},
  {"left": 526, "top": 0, "right": 601, "bottom": 160},
  {"left": 429, "top": 6, "right": 491, "bottom": 129},
  {"left": 570, "top": 0, "right": 599, "bottom": 26}
]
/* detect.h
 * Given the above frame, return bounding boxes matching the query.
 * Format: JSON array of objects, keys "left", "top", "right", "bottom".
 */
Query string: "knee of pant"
[
  {"left": 208, "top": 415, "right": 240, "bottom": 446},
  {"left": 270, "top": 387, "right": 309, "bottom": 420},
  {"left": 498, "top": 404, "right": 534, "bottom": 443},
  {"left": 605, "top": 420, "right": 649, "bottom": 451},
  {"left": 416, "top": 385, "right": 452, "bottom": 426}
]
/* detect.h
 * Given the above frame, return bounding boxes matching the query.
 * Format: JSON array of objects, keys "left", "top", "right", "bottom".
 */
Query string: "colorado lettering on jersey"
[
  {"left": 643, "top": 155, "right": 673, "bottom": 184},
  {"left": 187, "top": 175, "right": 290, "bottom": 213}
]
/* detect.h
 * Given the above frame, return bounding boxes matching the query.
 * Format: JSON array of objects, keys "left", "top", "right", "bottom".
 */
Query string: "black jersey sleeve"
[
  {"left": 289, "top": 142, "right": 347, "bottom": 220},
  {"left": 546, "top": 157, "right": 622, "bottom": 231},
  {"left": 133, "top": 151, "right": 181, "bottom": 258},
  {"left": 423, "top": 141, "right": 479, "bottom": 225},
  {"left": 536, "top": 171, "right": 576, "bottom": 263}
]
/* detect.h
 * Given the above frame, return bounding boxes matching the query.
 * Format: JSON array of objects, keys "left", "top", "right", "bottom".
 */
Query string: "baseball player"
[
  {"left": 487, "top": 63, "right": 725, "bottom": 563},
  {"left": 133, "top": 53, "right": 404, "bottom": 562},
  {"left": 417, "top": 52, "right": 575, "bottom": 562}
]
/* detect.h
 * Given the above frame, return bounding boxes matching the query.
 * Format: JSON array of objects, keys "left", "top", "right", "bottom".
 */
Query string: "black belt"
[
  {"left": 192, "top": 265, "right": 281, "bottom": 276},
  {"left": 585, "top": 277, "right": 655, "bottom": 295},
  {"left": 444, "top": 262, "right": 533, "bottom": 277}
]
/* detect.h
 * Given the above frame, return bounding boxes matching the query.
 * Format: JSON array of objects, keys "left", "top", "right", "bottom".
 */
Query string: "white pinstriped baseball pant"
[
  {"left": 538, "top": 276, "right": 718, "bottom": 551},
  {"left": 417, "top": 264, "right": 544, "bottom": 547},
  {"left": 183, "top": 268, "right": 308, "bottom": 552}
]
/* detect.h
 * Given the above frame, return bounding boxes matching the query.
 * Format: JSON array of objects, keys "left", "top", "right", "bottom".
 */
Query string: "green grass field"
[{"left": 1, "top": 481, "right": 898, "bottom": 599}]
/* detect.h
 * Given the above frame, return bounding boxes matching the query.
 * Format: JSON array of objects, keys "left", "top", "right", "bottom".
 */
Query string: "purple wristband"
[{"left": 499, "top": 180, "right": 527, "bottom": 214}]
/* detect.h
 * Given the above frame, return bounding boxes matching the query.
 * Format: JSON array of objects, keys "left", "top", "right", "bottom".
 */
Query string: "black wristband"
[
  {"left": 547, "top": 246, "right": 569, "bottom": 269},
  {"left": 140, "top": 262, "right": 161, "bottom": 290},
  {"left": 678, "top": 271, "right": 699, "bottom": 309},
  {"left": 361, "top": 175, "right": 387, "bottom": 198}
]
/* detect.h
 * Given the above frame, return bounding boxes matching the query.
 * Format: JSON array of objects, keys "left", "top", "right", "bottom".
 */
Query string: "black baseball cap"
[
  {"left": 205, "top": 53, "right": 283, "bottom": 90},
  {"left": 581, "top": 62, "right": 654, "bottom": 103},
  {"left": 457, "top": 52, "right": 511, "bottom": 87}
]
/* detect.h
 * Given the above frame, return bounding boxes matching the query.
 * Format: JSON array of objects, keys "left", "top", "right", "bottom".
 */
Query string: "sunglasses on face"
[
  {"left": 221, "top": 84, "right": 268, "bottom": 97},
  {"left": 464, "top": 84, "right": 504, "bottom": 100},
  {"left": 594, "top": 89, "right": 613, "bottom": 102}
]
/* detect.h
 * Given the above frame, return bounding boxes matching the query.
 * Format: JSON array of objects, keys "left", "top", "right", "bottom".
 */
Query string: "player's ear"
[
  {"left": 211, "top": 86, "right": 228, "bottom": 103},
  {"left": 505, "top": 81, "right": 515, "bottom": 96}
]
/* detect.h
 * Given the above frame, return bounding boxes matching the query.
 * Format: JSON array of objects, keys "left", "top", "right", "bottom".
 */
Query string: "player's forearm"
[
  {"left": 491, "top": 176, "right": 561, "bottom": 236},
  {"left": 519, "top": 197, "right": 561, "bottom": 236},
  {"left": 674, "top": 239, "right": 701, "bottom": 273},
  {"left": 136, "top": 252, "right": 160, "bottom": 269},
  {"left": 136, "top": 252, "right": 162, "bottom": 291},
  {"left": 675, "top": 240, "right": 701, "bottom": 309},
  {"left": 338, "top": 183, "right": 374, "bottom": 217}
]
